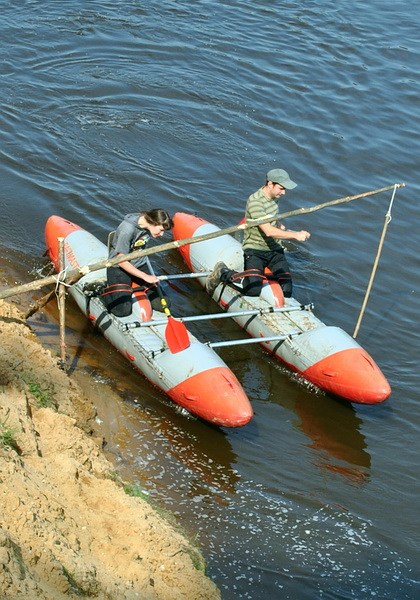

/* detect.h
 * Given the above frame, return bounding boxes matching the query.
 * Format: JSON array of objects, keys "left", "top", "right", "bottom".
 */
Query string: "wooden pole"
[
  {"left": 24, "top": 289, "right": 56, "bottom": 319},
  {"left": 0, "top": 182, "right": 405, "bottom": 302},
  {"left": 276, "top": 183, "right": 405, "bottom": 219},
  {"left": 57, "top": 238, "right": 67, "bottom": 370},
  {"left": 352, "top": 186, "right": 397, "bottom": 338}
]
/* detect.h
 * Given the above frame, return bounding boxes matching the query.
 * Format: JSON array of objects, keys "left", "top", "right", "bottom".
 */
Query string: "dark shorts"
[
  {"left": 241, "top": 248, "right": 292, "bottom": 297},
  {"left": 102, "top": 266, "right": 159, "bottom": 317}
]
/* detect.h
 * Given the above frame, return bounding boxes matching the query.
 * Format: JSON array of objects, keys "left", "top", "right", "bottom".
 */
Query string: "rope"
[
  {"left": 353, "top": 184, "right": 398, "bottom": 338},
  {"left": 53, "top": 267, "right": 71, "bottom": 294}
]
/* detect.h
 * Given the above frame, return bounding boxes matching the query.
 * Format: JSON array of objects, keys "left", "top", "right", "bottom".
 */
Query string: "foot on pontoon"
[
  {"left": 205, "top": 262, "right": 229, "bottom": 295},
  {"left": 82, "top": 280, "right": 106, "bottom": 297}
]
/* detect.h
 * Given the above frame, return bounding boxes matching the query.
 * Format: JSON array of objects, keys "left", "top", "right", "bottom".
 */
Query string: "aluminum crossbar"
[
  {"left": 207, "top": 332, "right": 301, "bottom": 349},
  {"left": 124, "top": 303, "right": 313, "bottom": 330}
]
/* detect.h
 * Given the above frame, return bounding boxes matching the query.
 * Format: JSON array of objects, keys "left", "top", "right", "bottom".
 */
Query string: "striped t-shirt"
[{"left": 243, "top": 187, "right": 282, "bottom": 251}]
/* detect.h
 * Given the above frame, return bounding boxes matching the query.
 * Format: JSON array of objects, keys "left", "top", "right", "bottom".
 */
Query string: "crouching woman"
[{"left": 103, "top": 208, "right": 173, "bottom": 317}]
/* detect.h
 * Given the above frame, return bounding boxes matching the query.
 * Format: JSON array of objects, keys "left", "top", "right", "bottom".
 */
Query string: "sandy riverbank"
[{"left": 0, "top": 298, "right": 220, "bottom": 600}]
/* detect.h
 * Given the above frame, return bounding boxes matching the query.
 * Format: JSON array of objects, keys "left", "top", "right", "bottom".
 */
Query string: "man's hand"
[{"left": 294, "top": 230, "right": 310, "bottom": 242}]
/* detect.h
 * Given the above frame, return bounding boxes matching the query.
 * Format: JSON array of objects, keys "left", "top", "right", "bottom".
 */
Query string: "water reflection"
[
  {"left": 224, "top": 348, "right": 371, "bottom": 485},
  {"left": 294, "top": 392, "right": 371, "bottom": 485}
]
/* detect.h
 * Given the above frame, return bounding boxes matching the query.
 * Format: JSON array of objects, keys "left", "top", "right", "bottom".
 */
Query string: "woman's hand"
[
  {"left": 139, "top": 272, "right": 159, "bottom": 285},
  {"left": 117, "top": 259, "right": 160, "bottom": 284}
]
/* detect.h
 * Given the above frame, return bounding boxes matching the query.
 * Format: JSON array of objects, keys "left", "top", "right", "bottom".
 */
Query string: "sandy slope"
[{"left": 0, "top": 299, "right": 220, "bottom": 600}]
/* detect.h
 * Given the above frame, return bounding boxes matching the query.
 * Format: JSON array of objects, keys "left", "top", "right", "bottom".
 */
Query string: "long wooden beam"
[{"left": 0, "top": 183, "right": 405, "bottom": 301}]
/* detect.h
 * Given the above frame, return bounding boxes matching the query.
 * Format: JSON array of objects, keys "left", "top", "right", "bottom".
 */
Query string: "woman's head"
[{"left": 141, "top": 209, "right": 173, "bottom": 237}]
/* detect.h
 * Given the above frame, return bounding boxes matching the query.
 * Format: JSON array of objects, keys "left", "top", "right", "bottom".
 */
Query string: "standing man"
[{"left": 206, "top": 168, "right": 310, "bottom": 298}]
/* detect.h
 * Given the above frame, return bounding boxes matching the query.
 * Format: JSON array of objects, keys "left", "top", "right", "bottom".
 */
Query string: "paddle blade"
[{"left": 165, "top": 316, "right": 191, "bottom": 353}]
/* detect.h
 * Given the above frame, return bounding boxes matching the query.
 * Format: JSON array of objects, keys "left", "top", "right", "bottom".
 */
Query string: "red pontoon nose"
[
  {"left": 303, "top": 347, "right": 391, "bottom": 404},
  {"left": 168, "top": 366, "right": 253, "bottom": 427}
]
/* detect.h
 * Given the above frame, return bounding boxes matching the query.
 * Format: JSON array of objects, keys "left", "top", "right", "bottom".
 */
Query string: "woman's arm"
[{"left": 117, "top": 257, "right": 159, "bottom": 284}]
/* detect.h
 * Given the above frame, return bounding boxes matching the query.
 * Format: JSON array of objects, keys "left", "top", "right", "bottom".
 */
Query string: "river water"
[{"left": 1, "top": 2, "right": 419, "bottom": 598}]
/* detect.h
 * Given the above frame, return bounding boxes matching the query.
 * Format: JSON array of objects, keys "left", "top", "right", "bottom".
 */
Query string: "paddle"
[{"left": 146, "top": 258, "right": 190, "bottom": 353}]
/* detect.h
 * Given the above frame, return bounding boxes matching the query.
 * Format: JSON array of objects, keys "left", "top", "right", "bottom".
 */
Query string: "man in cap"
[{"left": 206, "top": 168, "right": 310, "bottom": 298}]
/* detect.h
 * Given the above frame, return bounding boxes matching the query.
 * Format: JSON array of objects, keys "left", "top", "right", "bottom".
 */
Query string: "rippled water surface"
[{"left": 1, "top": 2, "right": 419, "bottom": 598}]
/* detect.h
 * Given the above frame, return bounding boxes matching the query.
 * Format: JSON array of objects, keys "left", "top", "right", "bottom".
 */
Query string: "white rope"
[
  {"left": 53, "top": 267, "right": 72, "bottom": 294},
  {"left": 385, "top": 183, "right": 397, "bottom": 222}
]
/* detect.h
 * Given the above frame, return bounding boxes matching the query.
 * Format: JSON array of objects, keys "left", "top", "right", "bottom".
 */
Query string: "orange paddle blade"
[{"left": 165, "top": 316, "right": 190, "bottom": 353}]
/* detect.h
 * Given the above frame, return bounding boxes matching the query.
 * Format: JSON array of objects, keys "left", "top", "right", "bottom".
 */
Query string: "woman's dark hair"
[{"left": 142, "top": 208, "right": 173, "bottom": 230}]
